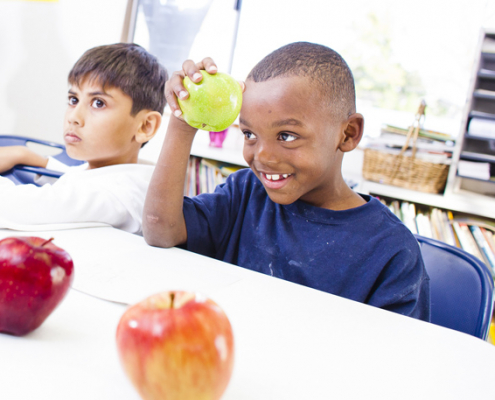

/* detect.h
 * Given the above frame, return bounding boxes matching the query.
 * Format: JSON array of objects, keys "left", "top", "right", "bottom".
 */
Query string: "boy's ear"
[
  {"left": 135, "top": 111, "right": 162, "bottom": 145},
  {"left": 338, "top": 113, "right": 364, "bottom": 153}
]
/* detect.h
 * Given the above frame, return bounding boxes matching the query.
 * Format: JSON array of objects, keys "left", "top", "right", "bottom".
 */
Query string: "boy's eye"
[
  {"left": 92, "top": 99, "right": 106, "bottom": 108},
  {"left": 243, "top": 131, "right": 256, "bottom": 140},
  {"left": 279, "top": 132, "right": 297, "bottom": 142},
  {"left": 68, "top": 96, "right": 78, "bottom": 106}
]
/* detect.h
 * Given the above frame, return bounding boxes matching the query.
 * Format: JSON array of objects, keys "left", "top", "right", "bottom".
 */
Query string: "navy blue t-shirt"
[{"left": 183, "top": 168, "right": 430, "bottom": 321}]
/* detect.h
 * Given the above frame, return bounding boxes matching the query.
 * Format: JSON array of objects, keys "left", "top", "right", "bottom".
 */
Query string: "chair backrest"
[
  {"left": 415, "top": 234, "right": 494, "bottom": 340},
  {"left": 0, "top": 135, "right": 84, "bottom": 185}
]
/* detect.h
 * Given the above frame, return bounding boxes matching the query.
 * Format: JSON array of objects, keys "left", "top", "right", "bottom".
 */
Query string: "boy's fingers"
[
  {"left": 183, "top": 58, "right": 217, "bottom": 83},
  {"left": 182, "top": 59, "right": 203, "bottom": 83},
  {"left": 165, "top": 70, "right": 187, "bottom": 118},
  {"left": 197, "top": 57, "right": 217, "bottom": 75}
]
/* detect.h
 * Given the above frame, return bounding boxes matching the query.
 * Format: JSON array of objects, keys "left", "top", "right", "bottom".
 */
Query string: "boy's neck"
[
  {"left": 310, "top": 178, "right": 366, "bottom": 211},
  {"left": 87, "top": 152, "right": 139, "bottom": 169}
]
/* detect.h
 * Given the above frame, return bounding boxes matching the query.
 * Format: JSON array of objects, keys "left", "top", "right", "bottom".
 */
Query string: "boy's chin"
[
  {"left": 264, "top": 191, "right": 298, "bottom": 206},
  {"left": 65, "top": 149, "right": 84, "bottom": 161}
]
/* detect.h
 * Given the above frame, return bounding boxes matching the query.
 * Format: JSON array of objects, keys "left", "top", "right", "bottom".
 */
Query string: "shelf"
[
  {"left": 190, "top": 126, "right": 247, "bottom": 167},
  {"left": 360, "top": 180, "right": 495, "bottom": 219},
  {"left": 479, "top": 69, "right": 495, "bottom": 80},
  {"left": 457, "top": 174, "right": 495, "bottom": 184},
  {"left": 474, "top": 89, "right": 495, "bottom": 100},
  {"left": 460, "top": 151, "right": 495, "bottom": 163},
  {"left": 465, "top": 133, "right": 495, "bottom": 141},
  {"left": 482, "top": 52, "right": 495, "bottom": 61},
  {"left": 469, "top": 110, "right": 495, "bottom": 120}
]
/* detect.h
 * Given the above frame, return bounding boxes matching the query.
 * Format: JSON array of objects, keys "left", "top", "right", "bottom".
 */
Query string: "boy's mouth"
[
  {"left": 64, "top": 133, "right": 81, "bottom": 144},
  {"left": 260, "top": 172, "right": 292, "bottom": 189}
]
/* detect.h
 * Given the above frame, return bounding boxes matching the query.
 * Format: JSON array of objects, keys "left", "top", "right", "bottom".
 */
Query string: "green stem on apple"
[{"left": 40, "top": 238, "right": 55, "bottom": 247}]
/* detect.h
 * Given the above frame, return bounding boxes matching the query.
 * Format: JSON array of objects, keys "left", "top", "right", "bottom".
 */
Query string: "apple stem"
[
  {"left": 170, "top": 292, "right": 175, "bottom": 309},
  {"left": 40, "top": 238, "right": 55, "bottom": 247}
]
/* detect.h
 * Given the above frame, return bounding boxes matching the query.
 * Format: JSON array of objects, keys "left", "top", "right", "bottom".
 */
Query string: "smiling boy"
[
  {"left": 144, "top": 42, "right": 430, "bottom": 320},
  {"left": 0, "top": 43, "right": 167, "bottom": 234}
]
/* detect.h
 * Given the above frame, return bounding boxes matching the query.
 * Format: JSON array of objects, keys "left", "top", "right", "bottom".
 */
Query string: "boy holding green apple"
[{"left": 144, "top": 42, "right": 430, "bottom": 320}]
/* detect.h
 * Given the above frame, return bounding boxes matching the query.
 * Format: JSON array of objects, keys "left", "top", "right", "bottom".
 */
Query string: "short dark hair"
[
  {"left": 247, "top": 42, "right": 355, "bottom": 120},
  {"left": 68, "top": 43, "right": 168, "bottom": 116}
]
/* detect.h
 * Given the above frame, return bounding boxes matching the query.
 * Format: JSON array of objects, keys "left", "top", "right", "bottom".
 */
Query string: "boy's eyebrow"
[
  {"left": 271, "top": 118, "right": 304, "bottom": 128},
  {"left": 239, "top": 117, "right": 250, "bottom": 127},
  {"left": 67, "top": 89, "right": 113, "bottom": 98},
  {"left": 239, "top": 118, "right": 305, "bottom": 128}
]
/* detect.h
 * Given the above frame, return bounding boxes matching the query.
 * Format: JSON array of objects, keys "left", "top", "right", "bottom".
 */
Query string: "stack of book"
[
  {"left": 377, "top": 197, "right": 495, "bottom": 276},
  {"left": 364, "top": 124, "right": 456, "bottom": 165},
  {"left": 185, "top": 156, "right": 244, "bottom": 196}
]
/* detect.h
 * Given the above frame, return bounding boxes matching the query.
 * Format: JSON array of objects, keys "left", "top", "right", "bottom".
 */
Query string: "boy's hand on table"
[
  {"left": 0, "top": 146, "right": 47, "bottom": 174},
  {"left": 165, "top": 57, "right": 245, "bottom": 128},
  {"left": 0, "top": 146, "right": 28, "bottom": 174}
]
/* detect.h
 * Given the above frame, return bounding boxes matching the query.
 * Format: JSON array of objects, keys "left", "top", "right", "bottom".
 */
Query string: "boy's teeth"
[{"left": 265, "top": 173, "right": 290, "bottom": 181}]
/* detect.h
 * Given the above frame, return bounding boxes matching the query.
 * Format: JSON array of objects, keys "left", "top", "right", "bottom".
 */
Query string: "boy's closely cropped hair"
[
  {"left": 143, "top": 42, "right": 430, "bottom": 321},
  {"left": 0, "top": 43, "right": 168, "bottom": 234}
]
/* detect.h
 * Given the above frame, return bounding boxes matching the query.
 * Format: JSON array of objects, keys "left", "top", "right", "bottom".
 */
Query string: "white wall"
[{"left": 0, "top": 0, "right": 127, "bottom": 144}]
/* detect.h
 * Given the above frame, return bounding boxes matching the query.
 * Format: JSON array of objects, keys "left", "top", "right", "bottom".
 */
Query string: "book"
[
  {"left": 481, "top": 228, "right": 495, "bottom": 256},
  {"left": 457, "top": 160, "right": 491, "bottom": 181},
  {"left": 447, "top": 211, "right": 461, "bottom": 248},
  {"left": 440, "top": 210, "right": 456, "bottom": 247},
  {"left": 467, "top": 117, "right": 495, "bottom": 139},
  {"left": 416, "top": 212, "right": 433, "bottom": 238},
  {"left": 371, "top": 132, "right": 455, "bottom": 152},
  {"left": 429, "top": 208, "right": 444, "bottom": 242},
  {"left": 381, "top": 124, "right": 455, "bottom": 143},
  {"left": 456, "top": 222, "right": 484, "bottom": 261},
  {"left": 400, "top": 202, "right": 417, "bottom": 234},
  {"left": 453, "top": 217, "right": 495, "bottom": 233},
  {"left": 469, "top": 225, "right": 495, "bottom": 274}
]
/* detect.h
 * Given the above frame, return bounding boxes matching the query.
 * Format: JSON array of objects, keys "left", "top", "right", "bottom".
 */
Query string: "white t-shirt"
[{"left": 0, "top": 157, "right": 155, "bottom": 235}]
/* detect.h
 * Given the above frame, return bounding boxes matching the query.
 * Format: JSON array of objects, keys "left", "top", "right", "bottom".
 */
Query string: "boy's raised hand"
[
  {"left": 165, "top": 57, "right": 245, "bottom": 124},
  {"left": 165, "top": 57, "right": 218, "bottom": 121}
]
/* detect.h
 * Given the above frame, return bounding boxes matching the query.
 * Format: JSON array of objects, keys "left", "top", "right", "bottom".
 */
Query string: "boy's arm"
[
  {"left": 143, "top": 58, "right": 218, "bottom": 248},
  {"left": 0, "top": 146, "right": 48, "bottom": 174}
]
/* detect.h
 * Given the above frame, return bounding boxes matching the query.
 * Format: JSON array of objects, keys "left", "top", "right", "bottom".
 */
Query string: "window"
[{"left": 131, "top": 0, "right": 495, "bottom": 137}]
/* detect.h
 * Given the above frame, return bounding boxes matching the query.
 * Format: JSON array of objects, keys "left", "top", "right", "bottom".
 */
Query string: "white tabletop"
[{"left": 1, "top": 226, "right": 494, "bottom": 400}]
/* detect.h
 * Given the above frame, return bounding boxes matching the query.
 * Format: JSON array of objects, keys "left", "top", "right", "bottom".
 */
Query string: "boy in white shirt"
[{"left": 0, "top": 43, "right": 168, "bottom": 234}]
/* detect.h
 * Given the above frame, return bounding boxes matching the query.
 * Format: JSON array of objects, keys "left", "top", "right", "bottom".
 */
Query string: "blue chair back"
[
  {"left": 415, "top": 234, "right": 494, "bottom": 340},
  {"left": 0, "top": 135, "right": 84, "bottom": 185}
]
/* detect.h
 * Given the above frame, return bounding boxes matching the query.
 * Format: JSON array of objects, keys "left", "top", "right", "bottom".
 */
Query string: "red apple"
[
  {"left": 0, "top": 236, "right": 74, "bottom": 336},
  {"left": 116, "top": 291, "right": 234, "bottom": 400}
]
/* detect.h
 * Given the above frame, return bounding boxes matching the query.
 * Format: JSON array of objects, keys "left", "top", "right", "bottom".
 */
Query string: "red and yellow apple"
[
  {"left": 178, "top": 70, "right": 242, "bottom": 132},
  {"left": 116, "top": 291, "right": 234, "bottom": 400},
  {"left": 0, "top": 236, "right": 74, "bottom": 336}
]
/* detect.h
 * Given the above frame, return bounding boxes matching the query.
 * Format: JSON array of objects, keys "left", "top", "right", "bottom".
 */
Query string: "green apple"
[{"left": 178, "top": 70, "right": 242, "bottom": 132}]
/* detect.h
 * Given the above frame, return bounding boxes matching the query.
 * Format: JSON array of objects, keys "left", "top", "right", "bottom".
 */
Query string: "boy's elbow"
[
  {"left": 143, "top": 232, "right": 175, "bottom": 248},
  {"left": 142, "top": 215, "right": 186, "bottom": 249}
]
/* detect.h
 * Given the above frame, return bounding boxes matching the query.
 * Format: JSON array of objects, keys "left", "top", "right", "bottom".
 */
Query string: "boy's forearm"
[
  {"left": 20, "top": 147, "right": 49, "bottom": 168},
  {"left": 143, "top": 118, "right": 197, "bottom": 248},
  {"left": 0, "top": 146, "right": 48, "bottom": 174}
]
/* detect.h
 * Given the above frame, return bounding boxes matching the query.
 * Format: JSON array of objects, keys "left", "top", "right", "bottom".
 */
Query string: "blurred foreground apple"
[
  {"left": 178, "top": 70, "right": 242, "bottom": 132},
  {"left": 0, "top": 236, "right": 74, "bottom": 336},
  {"left": 116, "top": 291, "right": 234, "bottom": 400}
]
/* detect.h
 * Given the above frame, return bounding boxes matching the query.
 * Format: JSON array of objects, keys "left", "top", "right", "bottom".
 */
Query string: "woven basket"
[
  {"left": 362, "top": 101, "right": 450, "bottom": 194},
  {"left": 362, "top": 148, "right": 450, "bottom": 194}
]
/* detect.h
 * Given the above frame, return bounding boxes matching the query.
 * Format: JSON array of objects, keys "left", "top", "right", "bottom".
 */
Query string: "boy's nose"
[
  {"left": 254, "top": 141, "right": 278, "bottom": 165},
  {"left": 66, "top": 105, "right": 85, "bottom": 127}
]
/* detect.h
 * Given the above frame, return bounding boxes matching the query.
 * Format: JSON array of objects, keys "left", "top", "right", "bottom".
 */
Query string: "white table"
[{"left": 1, "top": 227, "right": 495, "bottom": 399}]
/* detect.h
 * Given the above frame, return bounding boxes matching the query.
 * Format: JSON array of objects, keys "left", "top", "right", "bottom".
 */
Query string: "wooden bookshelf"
[{"left": 449, "top": 29, "right": 495, "bottom": 197}]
